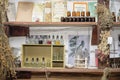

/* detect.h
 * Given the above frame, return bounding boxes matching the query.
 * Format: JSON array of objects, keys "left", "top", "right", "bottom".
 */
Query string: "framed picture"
[
  {"left": 73, "top": 2, "right": 88, "bottom": 12},
  {"left": 68, "top": 35, "right": 90, "bottom": 66}
]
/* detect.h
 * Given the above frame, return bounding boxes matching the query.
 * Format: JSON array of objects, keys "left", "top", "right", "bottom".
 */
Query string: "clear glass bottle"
[
  {"left": 55, "top": 35, "right": 60, "bottom": 45},
  {"left": 60, "top": 35, "right": 64, "bottom": 45},
  {"left": 117, "top": 9, "right": 120, "bottom": 22},
  {"left": 52, "top": 35, "right": 55, "bottom": 45},
  {"left": 35, "top": 35, "right": 39, "bottom": 44},
  {"left": 25, "top": 34, "right": 30, "bottom": 44}
]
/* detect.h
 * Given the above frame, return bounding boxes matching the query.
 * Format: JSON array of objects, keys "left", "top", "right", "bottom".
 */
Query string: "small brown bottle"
[
  {"left": 76, "top": 11, "right": 80, "bottom": 16},
  {"left": 112, "top": 12, "right": 116, "bottom": 22},
  {"left": 72, "top": 11, "right": 76, "bottom": 17},
  {"left": 67, "top": 11, "right": 71, "bottom": 17},
  {"left": 86, "top": 11, "right": 90, "bottom": 17},
  {"left": 81, "top": 11, "right": 85, "bottom": 17}
]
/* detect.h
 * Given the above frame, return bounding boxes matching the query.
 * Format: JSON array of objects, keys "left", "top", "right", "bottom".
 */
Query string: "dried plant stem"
[
  {"left": 97, "top": 3, "right": 113, "bottom": 62},
  {"left": 0, "top": 0, "right": 16, "bottom": 79}
]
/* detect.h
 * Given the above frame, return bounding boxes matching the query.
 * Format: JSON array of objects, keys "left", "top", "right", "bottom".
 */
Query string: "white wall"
[
  {"left": 8, "top": 0, "right": 98, "bottom": 67},
  {"left": 110, "top": 27, "right": 120, "bottom": 58},
  {"left": 9, "top": 27, "right": 98, "bottom": 66}
]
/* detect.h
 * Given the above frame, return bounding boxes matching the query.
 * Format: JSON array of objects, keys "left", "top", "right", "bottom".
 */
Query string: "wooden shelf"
[
  {"left": 4, "top": 22, "right": 97, "bottom": 27},
  {"left": 4, "top": 22, "right": 120, "bottom": 27},
  {"left": 15, "top": 68, "right": 120, "bottom": 74},
  {"left": 52, "top": 60, "right": 64, "bottom": 62}
]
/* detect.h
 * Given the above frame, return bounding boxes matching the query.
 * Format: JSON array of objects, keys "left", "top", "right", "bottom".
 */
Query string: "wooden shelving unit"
[
  {"left": 22, "top": 44, "right": 65, "bottom": 68},
  {"left": 4, "top": 22, "right": 97, "bottom": 27}
]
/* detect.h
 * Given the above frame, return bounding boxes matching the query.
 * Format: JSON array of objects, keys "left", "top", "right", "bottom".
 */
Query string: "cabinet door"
[{"left": 52, "top": 45, "right": 64, "bottom": 68}]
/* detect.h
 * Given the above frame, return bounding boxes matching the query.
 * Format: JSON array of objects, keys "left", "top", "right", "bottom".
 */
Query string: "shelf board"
[
  {"left": 23, "top": 44, "right": 51, "bottom": 46},
  {"left": 15, "top": 68, "right": 120, "bottom": 75},
  {"left": 53, "top": 45, "right": 64, "bottom": 47},
  {"left": 23, "top": 44, "right": 64, "bottom": 47},
  {"left": 52, "top": 60, "right": 64, "bottom": 62},
  {"left": 4, "top": 22, "right": 97, "bottom": 27},
  {"left": 4, "top": 22, "right": 120, "bottom": 27}
]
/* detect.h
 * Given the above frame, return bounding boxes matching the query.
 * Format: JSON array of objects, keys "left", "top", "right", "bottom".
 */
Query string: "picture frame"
[{"left": 73, "top": 2, "right": 88, "bottom": 12}]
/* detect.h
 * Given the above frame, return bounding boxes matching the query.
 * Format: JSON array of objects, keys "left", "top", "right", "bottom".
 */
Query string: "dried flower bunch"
[
  {"left": 96, "top": 3, "right": 113, "bottom": 30},
  {"left": 101, "top": 68, "right": 111, "bottom": 80},
  {"left": 0, "top": 0, "right": 16, "bottom": 79},
  {"left": 96, "top": 3, "right": 113, "bottom": 63}
]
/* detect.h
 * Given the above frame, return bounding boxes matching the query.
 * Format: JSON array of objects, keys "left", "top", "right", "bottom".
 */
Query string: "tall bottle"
[
  {"left": 25, "top": 34, "right": 30, "bottom": 44},
  {"left": 35, "top": 35, "right": 39, "bottom": 44},
  {"left": 112, "top": 12, "right": 116, "bottom": 22},
  {"left": 55, "top": 35, "right": 60, "bottom": 45},
  {"left": 117, "top": 9, "right": 120, "bottom": 22},
  {"left": 47, "top": 35, "right": 51, "bottom": 44},
  {"left": 38, "top": 35, "right": 43, "bottom": 44},
  {"left": 52, "top": 35, "right": 55, "bottom": 45},
  {"left": 60, "top": 35, "right": 64, "bottom": 45}
]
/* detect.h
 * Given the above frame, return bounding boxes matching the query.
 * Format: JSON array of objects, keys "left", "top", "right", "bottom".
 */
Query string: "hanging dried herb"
[
  {"left": 96, "top": 3, "right": 113, "bottom": 63},
  {"left": 0, "top": 0, "right": 16, "bottom": 79},
  {"left": 96, "top": 4, "right": 113, "bottom": 30}
]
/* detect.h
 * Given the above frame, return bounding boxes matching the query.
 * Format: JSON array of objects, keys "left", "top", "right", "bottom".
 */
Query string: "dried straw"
[{"left": 0, "top": 0, "right": 16, "bottom": 79}]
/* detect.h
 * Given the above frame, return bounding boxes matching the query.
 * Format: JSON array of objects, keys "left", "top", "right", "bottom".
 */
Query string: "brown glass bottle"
[
  {"left": 81, "top": 11, "right": 85, "bottom": 17},
  {"left": 76, "top": 11, "right": 80, "bottom": 16},
  {"left": 86, "top": 11, "right": 90, "bottom": 17},
  {"left": 72, "top": 11, "right": 76, "bottom": 17},
  {"left": 61, "top": 17, "right": 65, "bottom": 22},
  {"left": 112, "top": 12, "right": 116, "bottom": 22},
  {"left": 67, "top": 11, "right": 71, "bottom": 17}
]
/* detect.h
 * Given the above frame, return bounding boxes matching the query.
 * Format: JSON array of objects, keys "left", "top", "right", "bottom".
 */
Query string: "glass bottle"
[
  {"left": 76, "top": 11, "right": 80, "bottom": 16},
  {"left": 42, "top": 57, "right": 45, "bottom": 68},
  {"left": 72, "top": 11, "right": 76, "bottom": 17},
  {"left": 25, "top": 34, "right": 29, "bottom": 44},
  {"left": 81, "top": 11, "right": 85, "bottom": 22},
  {"left": 25, "top": 57, "right": 29, "bottom": 63},
  {"left": 61, "top": 17, "right": 65, "bottom": 22},
  {"left": 35, "top": 35, "right": 39, "bottom": 44},
  {"left": 38, "top": 35, "right": 43, "bottom": 44},
  {"left": 86, "top": 11, "right": 90, "bottom": 22},
  {"left": 112, "top": 12, "right": 116, "bottom": 22},
  {"left": 36, "top": 58, "right": 39, "bottom": 64},
  {"left": 31, "top": 58, "right": 34, "bottom": 64},
  {"left": 67, "top": 11, "right": 71, "bottom": 17},
  {"left": 60, "top": 35, "right": 64, "bottom": 45},
  {"left": 52, "top": 35, "right": 55, "bottom": 45},
  {"left": 86, "top": 11, "right": 90, "bottom": 17},
  {"left": 55, "top": 35, "right": 60, "bottom": 45},
  {"left": 117, "top": 9, "right": 120, "bottom": 22},
  {"left": 47, "top": 35, "right": 51, "bottom": 44},
  {"left": 81, "top": 11, "right": 85, "bottom": 17}
]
